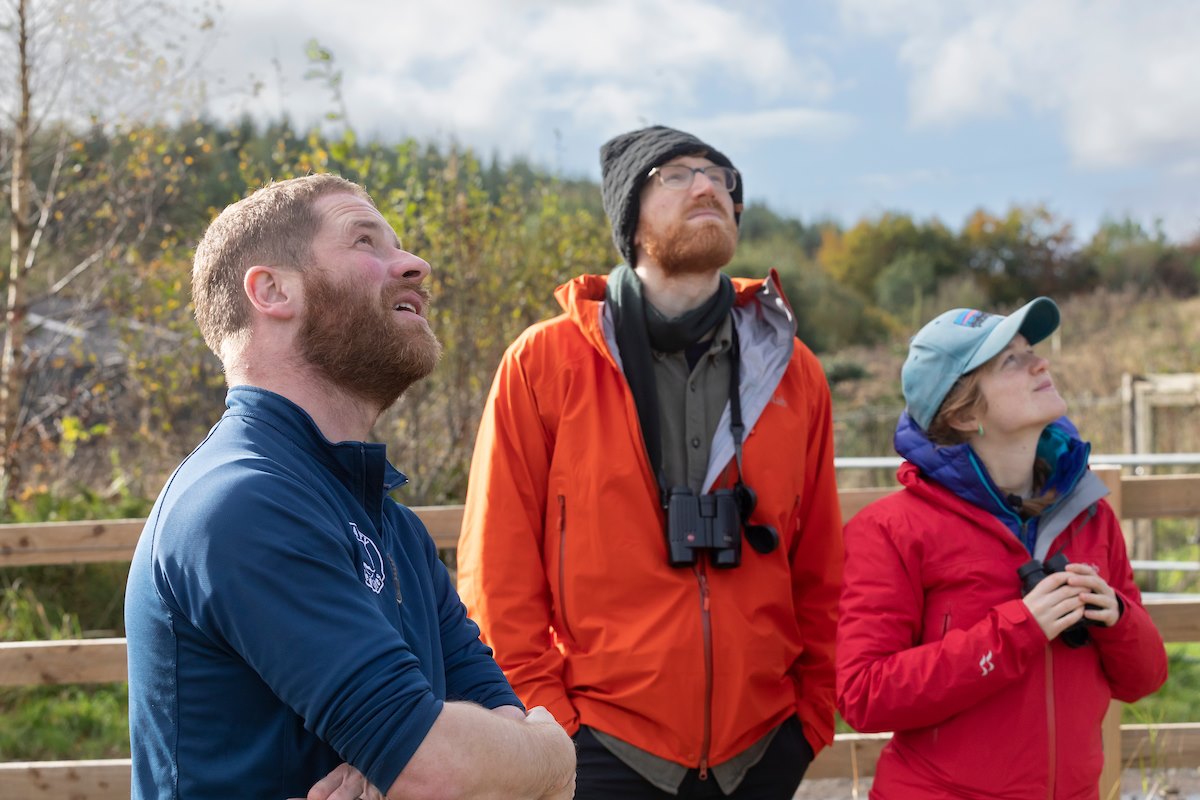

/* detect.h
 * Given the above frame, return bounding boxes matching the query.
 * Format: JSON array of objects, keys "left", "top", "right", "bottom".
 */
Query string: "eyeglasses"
[{"left": 647, "top": 164, "right": 739, "bottom": 193}]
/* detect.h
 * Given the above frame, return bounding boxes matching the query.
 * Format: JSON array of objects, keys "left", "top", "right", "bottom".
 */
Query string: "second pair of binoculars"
[
  {"left": 665, "top": 485, "right": 778, "bottom": 569},
  {"left": 1017, "top": 552, "right": 1103, "bottom": 648}
]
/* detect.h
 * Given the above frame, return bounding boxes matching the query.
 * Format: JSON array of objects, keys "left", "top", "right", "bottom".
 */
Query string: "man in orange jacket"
[{"left": 458, "top": 125, "right": 843, "bottom": 799}]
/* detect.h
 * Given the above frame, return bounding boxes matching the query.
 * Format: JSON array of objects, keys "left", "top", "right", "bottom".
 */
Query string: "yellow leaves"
[
  {"left": 59, "top": 417, "right": 111, "bottom": 458},
  {"left": 18, "top": 483, "right": 49, "bottom": 503},
  {"left": 61, "top": 417, "right": 84, "bottom": 445}
]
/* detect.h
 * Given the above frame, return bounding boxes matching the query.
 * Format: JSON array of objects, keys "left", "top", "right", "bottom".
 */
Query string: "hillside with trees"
[{"left": 2, "top": 115, "right": 1199, "bottom": 512}]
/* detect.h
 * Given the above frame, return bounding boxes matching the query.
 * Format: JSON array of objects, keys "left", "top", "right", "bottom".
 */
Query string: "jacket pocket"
[
  {"left": 555, "top": 494, "right": 577, "bottom": 644},
  {"left": 785, "top": 494, "right": 803, "bottom": 550}
]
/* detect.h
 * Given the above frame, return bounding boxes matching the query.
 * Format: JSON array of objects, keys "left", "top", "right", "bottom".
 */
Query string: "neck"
[
  {"left": 633, "top": 262, "right": 721, "bottom": 318},
  {"left": 970, "top": 430, "right": 1040, "bottom": 499},
  {"left": 226, "top": 355, "right": 381, "bottom": 443}
]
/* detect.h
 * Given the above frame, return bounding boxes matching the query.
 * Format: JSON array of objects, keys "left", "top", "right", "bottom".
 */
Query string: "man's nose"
[
  {"left": 691, "top": 169, "right": 719, "bottom": 197},
  {"left": 391, "top": 250, "right": 431, "bottom": 282}
]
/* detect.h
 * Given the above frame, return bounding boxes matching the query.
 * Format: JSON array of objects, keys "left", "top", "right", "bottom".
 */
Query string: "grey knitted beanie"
[{"left": 599, "top": 125, "right": 743, "bottom": 267}]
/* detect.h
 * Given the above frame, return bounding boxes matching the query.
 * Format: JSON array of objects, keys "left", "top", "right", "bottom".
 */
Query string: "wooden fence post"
[{"left": 1094, "top": 464, "right": 1123, "bottom": 800}]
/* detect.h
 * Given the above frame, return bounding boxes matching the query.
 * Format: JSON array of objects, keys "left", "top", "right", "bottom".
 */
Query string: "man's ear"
[{"left": 244, "top": 266, "right": 300, "bottom": 321}]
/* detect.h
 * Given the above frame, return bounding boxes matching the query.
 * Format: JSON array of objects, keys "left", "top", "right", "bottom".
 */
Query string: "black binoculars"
[
  {"left": 1017, "top": 552, "right": 1101, "bottom": 648},
  {"left": 665, "top": 485, "right": 779, "bottom": 569}
]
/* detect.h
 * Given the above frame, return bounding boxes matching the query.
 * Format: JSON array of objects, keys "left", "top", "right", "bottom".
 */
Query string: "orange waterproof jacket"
[{"left": 457, "top": 272, "right": 843, "bottom": 768}]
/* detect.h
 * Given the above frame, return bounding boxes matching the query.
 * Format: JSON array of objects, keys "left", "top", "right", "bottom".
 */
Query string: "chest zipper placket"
[
  {"left": 695, "top": 562, "right": 714, "bottom": 780},
  {"left": 1018, "top": 514, "right": 1057, "bottom": 799}
]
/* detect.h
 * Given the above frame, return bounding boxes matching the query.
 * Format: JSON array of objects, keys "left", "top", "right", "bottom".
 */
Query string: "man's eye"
[{"left": 356, "top": 235, "right": 373, "bottom": 246}]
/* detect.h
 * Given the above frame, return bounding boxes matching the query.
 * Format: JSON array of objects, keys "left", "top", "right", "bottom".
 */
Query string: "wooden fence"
[{"left": 1, "top": 466, "right": 1198, "bottom": 798}]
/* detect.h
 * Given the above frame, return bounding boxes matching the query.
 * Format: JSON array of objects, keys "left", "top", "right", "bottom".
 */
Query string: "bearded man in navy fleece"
[{"left": 125, "top": 174, "right": 575, "bottom": 800}]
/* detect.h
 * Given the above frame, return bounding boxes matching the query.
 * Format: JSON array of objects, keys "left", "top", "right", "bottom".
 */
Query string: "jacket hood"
[{"left": 894, "top": 412, "right": 1095, "bottom": 550}]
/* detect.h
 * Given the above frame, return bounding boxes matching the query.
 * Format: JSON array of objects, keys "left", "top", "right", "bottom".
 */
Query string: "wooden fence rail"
[{"left": 1, "top": 470, "right": 1198, "bottom": 798}]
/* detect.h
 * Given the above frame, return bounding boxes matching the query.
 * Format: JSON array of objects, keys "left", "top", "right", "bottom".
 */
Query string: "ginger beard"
[
  {"left": 639, "top": 197, "right": 738, "bottom": 276},
  {"left": 298, "top": 268, "right": 442, "bottom": 411}
]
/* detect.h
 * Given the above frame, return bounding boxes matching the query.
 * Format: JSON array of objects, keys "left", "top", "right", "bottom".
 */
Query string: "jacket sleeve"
[
  {"left": 837, "top": 507, "right": 1048, "bottom": 733},
  {"left": 410, "top": 507, "right": 524, "bottom": 711},
  {"left": 786, "top": 363, "right": 844, "bottom": 755},
  {"left": 1085, "top": 502, "right": 1169, "bottom": 701},
  {"left": 456, "top": 342, "right": 579, "bottom": 732}
]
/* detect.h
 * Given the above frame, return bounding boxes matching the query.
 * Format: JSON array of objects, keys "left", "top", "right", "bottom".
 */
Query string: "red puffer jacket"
[{"left": 838, "top": 462, "right": 1168, "bottom": 800}]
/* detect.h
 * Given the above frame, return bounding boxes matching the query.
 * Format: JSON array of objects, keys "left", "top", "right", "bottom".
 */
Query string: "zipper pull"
[{"left": 698, "top": 758, "right": 709, "bottom": 781}]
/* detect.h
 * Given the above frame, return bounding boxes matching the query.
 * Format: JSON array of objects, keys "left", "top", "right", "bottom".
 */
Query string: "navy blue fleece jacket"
[{"left": 126, "top": 386, "right": 520, "bottom": 799}]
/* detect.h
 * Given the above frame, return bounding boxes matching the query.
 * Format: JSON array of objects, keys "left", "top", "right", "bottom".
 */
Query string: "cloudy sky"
[{"left": 201, "top": 0, "right": 1200, "bottom": 241}]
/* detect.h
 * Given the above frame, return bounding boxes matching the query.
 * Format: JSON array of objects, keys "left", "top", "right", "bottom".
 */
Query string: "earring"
[{"left": 977, "top": 423, "right": 985, "bottom": 437}]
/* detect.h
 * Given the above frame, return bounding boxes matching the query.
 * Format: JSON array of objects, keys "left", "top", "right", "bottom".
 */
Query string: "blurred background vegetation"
[{"left": 0, "top": 0, "right": 1197, "bottom": 765}]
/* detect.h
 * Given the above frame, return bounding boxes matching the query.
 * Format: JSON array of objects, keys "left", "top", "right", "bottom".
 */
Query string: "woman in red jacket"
[{"left": 837, "top": 297, "right": 1168, "bottom": 800}]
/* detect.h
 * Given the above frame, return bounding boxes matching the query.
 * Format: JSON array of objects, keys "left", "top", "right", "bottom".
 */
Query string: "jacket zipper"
[
  {"left": 1045, "top": 646, "right": 1056, "bottom": 800},
  {"left": 696, "top": 563, "right": 713, "bottom": 780},
  {"left": 556, "top": 495, "right": 576, "bottom": 643}
]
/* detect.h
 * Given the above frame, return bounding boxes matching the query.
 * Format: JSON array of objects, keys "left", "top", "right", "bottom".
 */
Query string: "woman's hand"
[
  {"left": 1063, "top": 562, "right": 1121, "bottom": 627},
  {"left": 1021, "top": 569, "right": 1086, "bottom": 641}
]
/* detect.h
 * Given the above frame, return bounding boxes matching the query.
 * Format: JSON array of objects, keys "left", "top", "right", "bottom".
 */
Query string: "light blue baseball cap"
[{"left": 901, "top": 297, "right": 1061, "bottom": 431}]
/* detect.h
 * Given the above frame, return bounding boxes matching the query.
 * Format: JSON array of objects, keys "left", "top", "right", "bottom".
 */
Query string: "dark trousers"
[{"left": 574, "top": 716, "right": 813, "bottom": 799}]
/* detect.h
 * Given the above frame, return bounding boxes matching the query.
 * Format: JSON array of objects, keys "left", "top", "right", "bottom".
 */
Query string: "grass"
[
  {"left": 0, "top": 581, "right": 131, "bottom": 759},
  {"left": 0, "top": 684, "right": 129, "bottom": 760}
]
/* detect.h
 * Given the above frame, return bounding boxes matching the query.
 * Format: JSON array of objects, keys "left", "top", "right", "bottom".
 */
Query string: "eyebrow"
[
  {"left": 346, "top": 216, "right": 402, "bottom": 249},
  {"left": 998, "top": 338, "right": 1034, "bottom": 358}
]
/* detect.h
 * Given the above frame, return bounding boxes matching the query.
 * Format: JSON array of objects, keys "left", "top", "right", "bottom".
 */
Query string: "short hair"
[{"left": 191, "top": 173, "right": 373, "bottom": 358}]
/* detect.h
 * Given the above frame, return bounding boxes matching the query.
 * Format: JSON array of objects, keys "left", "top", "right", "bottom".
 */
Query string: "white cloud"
[
  {"left": 201, "top": 0, "right": 834, "bottom": 162},
  {"left": 1171, "top": 159, "right": 1200, "bottom": 179},
  {"left": 685, "top": 107, "right": 856, "bottom": 145},
  {"left": 835, "top": 0, "right": 1200, "bottom": 171},
  {"left": 855, "top": 168, "right": 947, "bottom": 192}
]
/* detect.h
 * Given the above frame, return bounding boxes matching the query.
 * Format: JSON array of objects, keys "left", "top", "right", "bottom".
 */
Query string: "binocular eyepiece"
[
  {"left": 665, "top": 484, "right": 779, "bottom": 569},
  {"left": 1017, "top": 552, "right": 1101, "bottom": 648}
]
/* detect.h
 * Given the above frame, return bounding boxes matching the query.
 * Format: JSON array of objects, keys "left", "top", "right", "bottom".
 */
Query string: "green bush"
[{"left": 0, "top": 684, "right": 129, "bottom": 760}]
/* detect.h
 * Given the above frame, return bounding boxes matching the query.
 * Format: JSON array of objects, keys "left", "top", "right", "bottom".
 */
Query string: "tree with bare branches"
[{"left": 0, "top": 0, "right": 215, "bottom": 503}]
